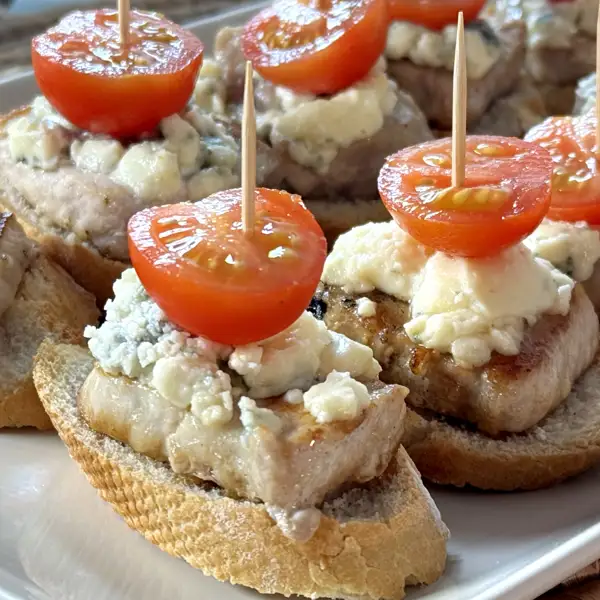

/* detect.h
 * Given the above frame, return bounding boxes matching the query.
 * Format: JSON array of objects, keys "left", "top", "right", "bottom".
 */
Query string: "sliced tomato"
[
  {"left": 128, "top": 189, "right": 327, "bottom": 346},
  {"left": 242, "top": 0, "right": 389, "bottom": 95},
  {"left": 525, "top": 113, "right": 600, "bottom": 225},
  {"left": 378, "top": 136, "right": 553, "bottom": 257},
  {"left": 31, "top": 10, "right": 204, "bottom": 138},
  {"left": 388, "top": 0, "right": 485, "bottom": 29}
]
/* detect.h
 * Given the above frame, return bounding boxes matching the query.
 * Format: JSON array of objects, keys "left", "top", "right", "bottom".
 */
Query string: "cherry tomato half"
[
  {"left": 378, "top": 136, "right": 553, "bottom": 257},
  {"left": 128, "top": 189, "right": 327, "bottom": 346},
  {"left": 32, "top": 10, "right": 204, "bottom": 138},
  {"left": 242, "top": 0, "right": 389, "bottom": 95},
  {"left": 388, "top": 0, "right": 485, "bottom": 30},
  {"left": 525, "top": 113, "right": 600, "bottom": 225}
]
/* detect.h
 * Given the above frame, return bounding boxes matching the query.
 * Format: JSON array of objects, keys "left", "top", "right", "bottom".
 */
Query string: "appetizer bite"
[
  {"left": 212, "top": 0, "right": 433, "bottom": 234},
  {"left": 33, "top": 188, "right": 448, "bottom": 598},
  {"left": 384, "top": 0, "right": 527, "bottom": 131},
  {"left": 488, "top": 0, "right": 597, "bottom": 113},
  {"left": 32, "top": 69, "right": 448, "bottom": 598},
  {"left": 0, "top": 9, "right": 280, "bottom": 304},
  {"left": 0, "top": 206, "right": 98, "bottom": 429},
  {"left": 523, "top": 111, "right": 600, "bottom": 310}
]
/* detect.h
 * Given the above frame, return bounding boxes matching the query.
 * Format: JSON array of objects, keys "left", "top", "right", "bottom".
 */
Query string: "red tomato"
[
  {"left": 242, "top": 0, "right": 389, "bottom": 95},
  {"left": 31, "top": 10, "right": 204, "bottom": 138},
  {"left": 378, "top": 136, "right": 553, "bottom": 257},
  {"left": 388, "top": 0, "right": 485, "bottom": 29},
  {"left": 128, "top": 189, "right": 327, "bottom": 346},
  {"left": 525, "top": 113, "right": 600, "bottom": 224}
]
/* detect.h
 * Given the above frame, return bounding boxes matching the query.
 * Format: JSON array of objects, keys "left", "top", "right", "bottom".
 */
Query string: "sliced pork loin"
[
  {"left": 214, "top": 27, "right": 433, "bottom": 200},
  {"left": 527, "top": 33, "right": 595, "bottom": 86},
  {"left": 312, "top": 283, "right": 599, "bottom": 436},
  {"left": 386, "top": 21, "right": 525, "bottom": 130},
  {"left": 79, "top": 365, "right": 408, "bottom": 539}
]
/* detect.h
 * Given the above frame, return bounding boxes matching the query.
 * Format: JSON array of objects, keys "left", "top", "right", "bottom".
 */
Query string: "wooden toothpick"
[
  {"left": 118, "top": 0, "right": 130, "bottom": 48},
  {"left": 452, "top": 12, "right": 467, "bottom": 188},
  {"left": 242, "top": 60, "right": 257, "bottom": 237},
  {"left": 596, "top": 2, "right": 600, "bottom": 158}
]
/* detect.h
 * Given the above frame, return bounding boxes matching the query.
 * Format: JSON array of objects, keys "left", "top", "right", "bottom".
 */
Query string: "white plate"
[{"left": 2, "top": 4, "right": 600, "bottom": 600}]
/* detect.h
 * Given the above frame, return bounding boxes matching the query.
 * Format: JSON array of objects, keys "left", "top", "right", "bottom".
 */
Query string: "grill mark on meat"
[{"left": 315, "top": 282, "right": 599, "bottom": 436}]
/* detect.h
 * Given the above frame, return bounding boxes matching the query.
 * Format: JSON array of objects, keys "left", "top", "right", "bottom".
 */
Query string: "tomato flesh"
[
  {"left": 32, "top": 10, "right": 204, "bottom": 138},
  {"left": 128, "top": 189, "right": 327, "bottom": 345},
  {"left": 378, "top": 136, "right": 553, "bottom": 257},
  {"left": 242, "top": 0, "right": 389, "bottom": 95},
  {"left": 388, "top": 0, "right": 485, "bottom": 29},
  {"left": 525, "top": 113, "right": 600, "bottom": 224}
]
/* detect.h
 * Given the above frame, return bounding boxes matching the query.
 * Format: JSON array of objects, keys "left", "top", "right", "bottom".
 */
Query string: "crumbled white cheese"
[
  {"left": 6, "top": 97, "right": 240, "bottom": 204},
  {"left": 575, "top": 73, "right": 596, "bottom": 116},
  {"left": 87, "top": 270, "right": 380, "bottom": 425},
  {"left": 193, "top": 59, "right": 227, "bottom": 115},
  {"left": 303, "top": 371, "right": 371, "bottom": 424},
  {"left": 356, "top": 297, "right": 377, "bottom": 318},
  {"left": 524, "top": 219, "right": 600, "bottom": 282},
  {"left": 229, "top": 312, "right": 332, "bottom": 399},
  {"left": 239, "top": 397, "right": 283, "bottom": 433},
  {"left": 152, "top": 355, "right": 233, "bottom": 426},
  {"left": 111, "top": 142, "right": 182, "bottom": 202},
  {"left": 260, "top": 60, "right": 398, "bottom": 174},
  {"left": 318, "top": 331, "right": 381, "bottom": 380},
  {"left": 322, "top": 221, "right": 433, "bottom": 300},
  {"left": 490, "top": 0, "right": 597, "bottom": 49},
  {"left": 405, "top": 245, "right": 575, "bottom": 368},
  {"left": 385, "top": 20, "right": 501, "bottom": 79},
  {"left": 71, "top": 139, "right": 124, "bottom": 174},
  {"left": 6, "top": 116, "right": 69, "bottom": 171},
  {"left": 161, "top": 114, "right": 203, "bottom": 177}
]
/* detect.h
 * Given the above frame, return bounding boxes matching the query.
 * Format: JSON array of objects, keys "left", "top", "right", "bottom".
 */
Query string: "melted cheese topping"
[
  {"left": 524, "top": 219, "right": 600, "bottom": 281},
  {"left": 386, "top": 21, "right": 501, "bottom": 79},
  {"left": 324, "top": 222, "right": 575, "bottom": 368}
]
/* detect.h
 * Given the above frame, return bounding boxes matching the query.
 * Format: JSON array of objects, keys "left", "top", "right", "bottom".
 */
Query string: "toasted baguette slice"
[
  {"left": 402, "top": 350, "right": 600, "bottom": 490},
  {"left": 33, "top": 341, "right": 449, "bottom": 599},
  {"left": 0, "top": 255, "right": 99, "bottom": 429}
]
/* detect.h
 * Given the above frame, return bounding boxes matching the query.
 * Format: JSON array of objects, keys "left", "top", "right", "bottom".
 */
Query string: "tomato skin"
[
  {"left": 388, "top": 0, "right": 485, "bottom": 29},
  {"left": 128, "top": 189, "right": 327, "bottom": 346},
  {"left": 31, "top": 10, "right": 204, "bottom": 138},
  {"left": 525, "top": 113, "right": 600, "bottom": 225},
  {"left": 242, "top": 0, "right": 389, "bottom": 95},
  {"left": 378, "top": 136, "right": 553, "bottom": 257}
]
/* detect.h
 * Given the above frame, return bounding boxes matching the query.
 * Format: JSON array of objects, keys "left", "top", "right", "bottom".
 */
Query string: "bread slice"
[
  {"left": 0, "top": 254, "right": 99, "bottom": 429},
  {"left": 402, "top": 350, "right": 600, "bottom": 490},
  {"left": 33, "top": 341, "right": 449, "bottom": 599}
]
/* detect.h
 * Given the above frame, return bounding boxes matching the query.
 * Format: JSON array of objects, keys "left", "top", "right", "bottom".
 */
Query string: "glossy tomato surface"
[
  {"left": 32, "top": 9, "right": 204, "bottom": 138},
  {"left": 525, "top": 113, "right": 600, "bottom": 224},
  {"left": 388, "top": 0, "right": 485, "bottom": 29},
  {"left": 242, "top": 0, "right": 389, "bottom": 95},
  {"left": 128, "top": 189, "right": 327, "bottom": 346},
  {"left": 378, "top": 136, "right": 553, "bottom": 257}
]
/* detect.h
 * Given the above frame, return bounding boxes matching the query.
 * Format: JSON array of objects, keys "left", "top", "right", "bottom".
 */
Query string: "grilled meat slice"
[
  {"left": 387, "top": 21, "right": 525, "bottom": 129},
  {"left": 313, "top": 283, "right": 598, "bottom": 436}
]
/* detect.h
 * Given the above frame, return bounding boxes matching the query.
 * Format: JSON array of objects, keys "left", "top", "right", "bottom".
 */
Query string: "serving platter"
[{"left": 1, "top": 3, "right": 600, "bottom": 600}]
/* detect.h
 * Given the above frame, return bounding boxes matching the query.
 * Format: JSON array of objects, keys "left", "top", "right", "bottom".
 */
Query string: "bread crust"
[
  {"left": 33, "top": 341, "right": 449, "bottom": 599},
  {"left": 0, "top": 254, "right": 99, "bottom": 429},
  {"left": 402, "top": 350, "right": 600, "bottom": 490}
]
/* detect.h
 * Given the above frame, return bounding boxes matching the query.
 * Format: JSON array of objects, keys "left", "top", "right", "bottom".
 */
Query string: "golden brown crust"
[
  {"left": 0, "top": 254, "right": 99, "bottom": 429},
  {"left": 33, "top": 341, "right": 448, "bottom": 599}
]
